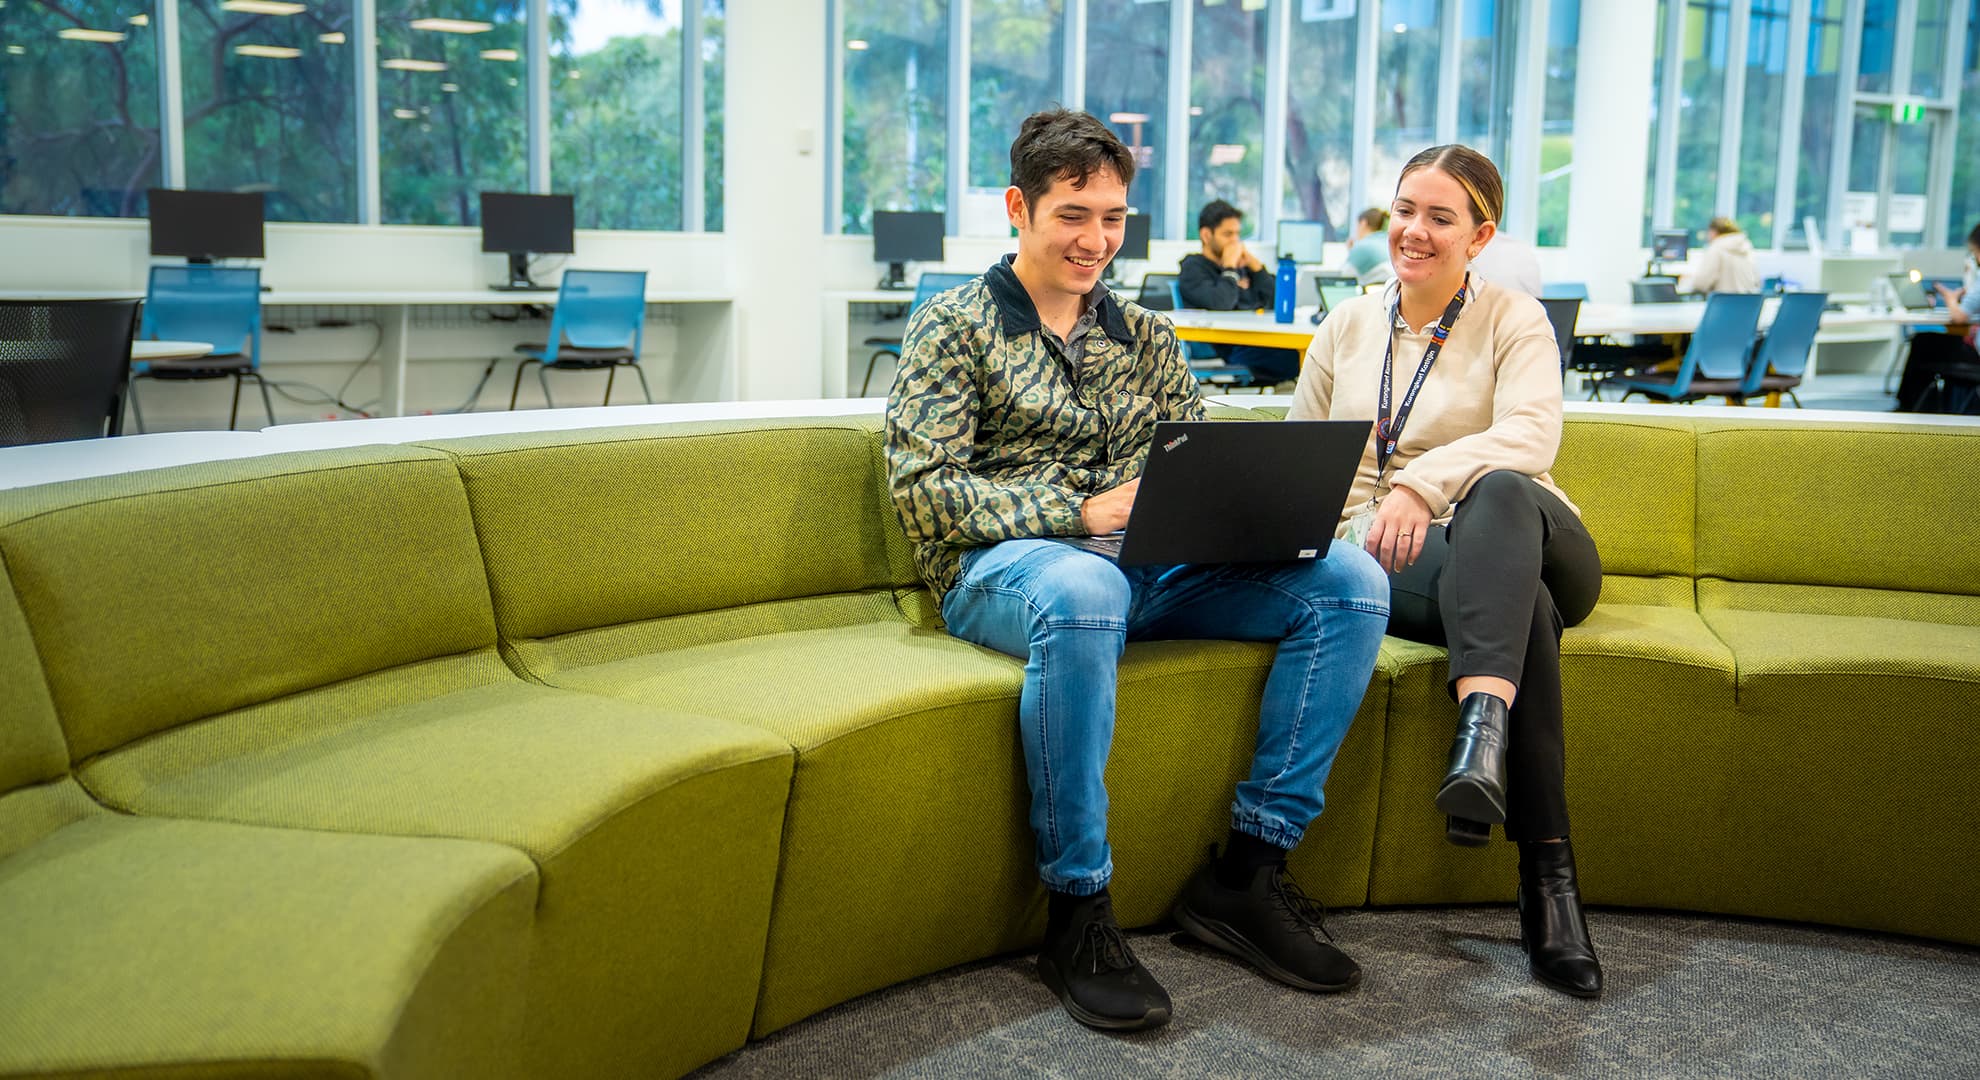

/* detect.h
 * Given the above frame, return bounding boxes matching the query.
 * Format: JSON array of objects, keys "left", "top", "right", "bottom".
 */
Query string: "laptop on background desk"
[{"left": 1058, "top": 419, "right": 1370, "bottom": 566}]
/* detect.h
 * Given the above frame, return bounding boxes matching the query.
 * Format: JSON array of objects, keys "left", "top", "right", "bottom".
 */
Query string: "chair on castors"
[
  {"left": 858, "top": 271, "right": 975, "bottom": 397},
  {"left": 0, "top": 298, "right": 142, "bottom": 445},
  {"left": 509, "top": 270, "right": 650, "bottom": 409},
  {"left": 1607, "top": 292, "right": 1765, "bottom": 404},
  {"left": 1746, "top": 291, "right": 1827, "bottom": 407},
  {"left": 133, "top": 265, "right": 270, "bottom": 431}
]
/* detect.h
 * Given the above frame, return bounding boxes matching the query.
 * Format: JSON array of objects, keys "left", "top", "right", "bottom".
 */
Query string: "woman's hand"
[{"left": 1367, "top": 485, "right": 1432, "bottom": 572}]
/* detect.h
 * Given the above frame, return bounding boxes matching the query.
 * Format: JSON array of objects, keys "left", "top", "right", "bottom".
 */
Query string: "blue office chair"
[
  {"left": 133, "top": 265, "right": 270, "bottom": 431},
  {"left": 1608, "top": 292, "right": 1765, "bottom": 404},
  {"left": 1540, "top": 282, "right": 1590, "bottom": 301},
  {"left": 509, "top": 270, "right": 650, "bottom": 409},
  {"left": 1747, "top": 291, "right": 1827, "bottom": 407},
  {"left": 859, "top": 272, "right": 975, "bottom": 397}
]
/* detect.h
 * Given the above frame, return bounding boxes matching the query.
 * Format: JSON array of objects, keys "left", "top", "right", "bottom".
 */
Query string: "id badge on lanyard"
[{"left": 1373, "top": 274, "right": 1468, "bottom": 487}]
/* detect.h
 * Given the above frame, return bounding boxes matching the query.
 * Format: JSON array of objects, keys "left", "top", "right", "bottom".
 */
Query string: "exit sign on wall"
[{"left": 1892, "top": 99, "right": 1928, "bottom": 124}]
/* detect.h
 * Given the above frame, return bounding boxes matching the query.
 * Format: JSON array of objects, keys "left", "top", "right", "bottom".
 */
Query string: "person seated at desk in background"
[
  {"left": 1468, "top": 232, "right": 1543, "bottom": 296},
  {"left": 1342, "top": 207, "right": 1395, "bottom": 285},
  {"left": 1679, "top": 217, "right": 1760, "bottom": 295},
  {"left": 1177, "top": 200, "right": 1304, "bottom": 383},
  {"left": 1895, "top": 221, "right": 1980, "bottom": 413},
  {"left": 1287, "top": 143, "right": 1607, "bottom": 999},
  {"left": 886, "top": 108, "right": 1390, "bottom": 1032}
]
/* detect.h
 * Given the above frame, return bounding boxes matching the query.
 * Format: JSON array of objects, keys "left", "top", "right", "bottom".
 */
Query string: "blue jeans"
[{"left": 940, "top": 539, "right": 1390, "bottom": 896}]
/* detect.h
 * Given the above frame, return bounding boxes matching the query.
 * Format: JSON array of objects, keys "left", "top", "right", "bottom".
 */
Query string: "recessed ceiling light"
[
  {"left": 382, "top": 57, "right": 447, "bottom": 71},
  {"left": 845, "top": 39, "right": 869, "bottom": 50},
  {"left": 440, "top": 82, "right": 458, "bottom": 92},
  {"left": 1109, "top": 112, "right": 1149, "bottom": 125},
  {"left": 58, "top": 27, "right": 126, "bottom": 43},
  {"left": 236, "top": 43, "right": 302, "bottom": 57},
  {"left": 5, "top": 44, "right": 24, "bottom": 54},
  {"left": 128, "top": 13, "right": 149, "bottom": 24},
  {"left": 221, "top": 0, "right": 308, "bottom": 15},
  {"left": 393, "top": 108, "right": 418, "bottom": 119},
  {"left": 319, "top": 31, "right": 345, "bottom": 43},
  {"left": 567, "top": 69, "right": 581, "bottom": 79},
  {"left": 409, "top": 17, "right": 492, "bottom": 34},
  {"left": 479, "top": 47, "right": 518, "bottom": 61}
]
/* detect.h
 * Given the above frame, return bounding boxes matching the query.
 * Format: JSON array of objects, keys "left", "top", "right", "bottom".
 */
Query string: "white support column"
[
  {"left": 1436, "top": 0, "right": 1462, "bottom": 145},
  {"left": 683, "top": 2, "right": 705, "bottom": 231},
  {"left": 1826, "top": 0, "right": 1864, "bottom": 248},
  {"left": 157, "top": 0, "right": 185, "bottom": 187},
  {"left": 1349, "top": 0, "right": 1377, "bottom": 221},
  {"left": 1260, "top": 0, "right": 1290, "bottom": 238},
  {"left": 527, "top": 0, "right": 550, "bottom": 192},
  {"left": 1772, "top": 0, "right": 1811, "bottom": 249},
  {"left": 1652, "top": 0, "right": 1683, "bottom": 228},
  {"left": 355, "top": 0, "right": 380, "bottom": 222},
  {"left": 1716, "top": 0, "right": 1752, "bottom": 220},
  {"left": 1064, "top": 0, "right": 1086, "bottom": 112},
  {"left": 1507, "top": 0, "right": 1549, "bottom": 240},
  {"left": 1166, "top": 0, "right": 1192, "bottom": 242},
  {"left": 824, "top": 0, "right": 843, "bottom": 233},
  {"left": 947, "top": 0, "right": 970, "bottom": 236},
  {"left": 1565, "top": 0, "right": 1656, "bottom": 298}
]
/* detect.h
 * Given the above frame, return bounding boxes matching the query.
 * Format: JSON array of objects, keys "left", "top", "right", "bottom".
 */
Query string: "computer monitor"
[
  {"left": 1103, "top": 213, "right": 1152, "bottom": 285},
  {"left": 480, "top": 191, "right": 576, "bottom": 290},
  {"left": 1650, "top": 228, "right": 1690, "bottom": 266},
  {"left": 147, "top": 189, "right": 265, "bottom": 263},
  {"left": 1277, "top": 219, "right": 1329, "bottom": 264},
  {"left": 872, "top": 211, "right": 945, "bottom": 289}
]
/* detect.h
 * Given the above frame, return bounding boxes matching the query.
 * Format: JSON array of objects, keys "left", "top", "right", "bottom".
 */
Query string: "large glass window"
[
  {"left": 1887, "top": 114, "right": 1934, "bottom": 246},
  {"left": 1794, "top": 0, "right": 1843, "bottom": 247},
  {"left": 1085, "top": 0, "right": 1169, "bottom": 235},
  {"left": 1732, "top": 0, "right": 1789, "bottom": 239},
  {"left": 1951, "top": 0, "right": 1980, "bottom": 245},
  {"left": 551, "top": 0, "right": 682, "bottom": 230},
  {"left": 841, "top": 0, "right": 948, "bottom": 233},
  {"left": 180, "top": 0, "right": 357, "bottom": 223},
  {"left": 1910, "top": 0, "right": 1949, "bottom": 98},
  {"left": 1282, "top": 0, "right": 1358, "bottom": 239},
  {"left": 0, "top": 0, "right": 160, "bottom": 216},
  {"left": 1535, "top": 0, "right": 1579, "bottom": 245},
  {"left": 1187, "top": 0, "right": 1266, "bottom": 229},
  {"left": 1456, "top": 0, "right": 1516, "bottom": 170},
  {"left": 376, "top": 0, "right": 526, "bottom": 226},
  {"left": 969, "top": 0, "right": 1063, "bottom": 193},
  {"left": 702, "top": 0, "right": 724, "bottom": 231},
  {"left": 1372, "top": 0, "right": 1442, "bottom": 198},
  {"left": 1856, "top": 0, "right": 1895, "bottom": 93},
  {"left": 1672, "top": 0, "right": 1728, "bottom": 233}
]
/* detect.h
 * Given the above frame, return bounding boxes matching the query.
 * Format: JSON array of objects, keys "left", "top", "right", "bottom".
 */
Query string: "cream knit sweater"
[{"left": 1286, "top": 275, "right": 1578, "bottom": 531}]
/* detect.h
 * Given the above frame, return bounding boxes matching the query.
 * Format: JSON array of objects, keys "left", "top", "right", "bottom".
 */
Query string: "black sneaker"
[
  {"left": 1037, "top": 892, "right": 1172, "bottom": 1031},
  {"left": 1172, "top": 859, "right": 1361, "bottom": 993}
]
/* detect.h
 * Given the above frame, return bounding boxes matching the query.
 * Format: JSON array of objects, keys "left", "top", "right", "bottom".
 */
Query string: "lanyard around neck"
[{"left": 1377, "top": 274, "right": 1469, "bottom": 476}]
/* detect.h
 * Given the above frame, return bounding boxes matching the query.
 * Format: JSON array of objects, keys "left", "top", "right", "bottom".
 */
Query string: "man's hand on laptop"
[
  {"left": 1080, "top": 480, "right": 1139, "bottom": 535},
  {"left": 1368, "top": 486, "right": 1431, "bottom": 573}
]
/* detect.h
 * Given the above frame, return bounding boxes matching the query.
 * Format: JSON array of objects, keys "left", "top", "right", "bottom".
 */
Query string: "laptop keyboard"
[{"left": 1053, "top": 535, "right": 1123, "bottom": 560}]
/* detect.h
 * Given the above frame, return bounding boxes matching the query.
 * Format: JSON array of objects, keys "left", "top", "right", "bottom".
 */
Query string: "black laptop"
[{"left": 1059, "top": 419, "right": 1370, "bottom": 566}]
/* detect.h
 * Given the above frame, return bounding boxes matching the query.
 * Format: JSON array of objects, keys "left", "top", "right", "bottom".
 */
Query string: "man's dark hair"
[
  {"left": 1198, "top": 199, "right": 1243, "bottom": 234},
  {"left": 1968, "top": 221, "right": 1980, "bottom": 251},
  {"left": 1009, "top": 109, "right": 1135, "bottom": 212}
]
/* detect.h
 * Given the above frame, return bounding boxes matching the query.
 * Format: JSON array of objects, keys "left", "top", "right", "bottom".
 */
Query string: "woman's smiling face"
[{"left": 1389, "top": 166, "right": 1495, "bottom": 292}]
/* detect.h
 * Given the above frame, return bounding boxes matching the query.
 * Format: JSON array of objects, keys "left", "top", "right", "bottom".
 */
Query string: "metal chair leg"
[
  {"left": 253, "top": 373, "right": 276, "bottom": 427},
  {"left": 228, "top": 374, "right": 245, "bottom": 430},
  {"left": 128, "top": 377, "right": 147, "bottom": 434},
  {"left": 602, "top": 366, "right": 618, "bottom": 406},
  {"left": 860, "top": 351, "right": 890, "bottom": 397},
  {"left": 508, "top": 359, "right": 534, "bottom": 410},
  {"left": 629, "top": 362, "right": 653, "bottom": 403},
  {"left": 538, "top": 364, "right": 556, "bottom": 409}
]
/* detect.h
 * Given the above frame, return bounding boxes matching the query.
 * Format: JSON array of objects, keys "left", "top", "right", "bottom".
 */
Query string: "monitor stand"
[
  {"left": 491, "top": 252, "right": 548, "bottom": 291},
  {"left": 877, "top": 261, "right": 910, "bottom": 290}
]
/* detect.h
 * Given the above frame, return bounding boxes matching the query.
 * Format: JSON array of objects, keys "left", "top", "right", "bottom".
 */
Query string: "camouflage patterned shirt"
[{"left": 885, "top": 256, "right": 1207, "bottom": 600}]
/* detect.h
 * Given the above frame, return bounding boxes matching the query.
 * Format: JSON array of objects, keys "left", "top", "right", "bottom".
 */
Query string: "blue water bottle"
[{"left": 1274, "top": 255, "right": 1297, "bottom": 324}]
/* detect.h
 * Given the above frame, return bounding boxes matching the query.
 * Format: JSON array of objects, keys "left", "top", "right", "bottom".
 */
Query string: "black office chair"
[
  {"left": 1539, "top": 298, "right": 1582, "bottom": 373},
  {"left": 0, "top": 298, "right": 142, "bottom": 446}
]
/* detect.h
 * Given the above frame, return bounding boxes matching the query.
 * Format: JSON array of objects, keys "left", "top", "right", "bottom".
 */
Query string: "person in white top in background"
[
  {"left": 1286, "top": 143, "right": 1606, "bottom": 1000},
  {"left": 1680, "top": 217, "right": 1760, "bottom": 294},
  {"left": 1467, "top": 231, "right": 1544, "bottom": 296}
]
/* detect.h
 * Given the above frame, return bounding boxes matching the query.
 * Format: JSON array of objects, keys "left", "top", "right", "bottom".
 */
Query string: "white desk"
[
  {"left": 822, "top": 288, "right": 923, "bottom": 398},
  {"left": 134, "top": 340, "right": 214, "bottom": 362},
  {"left": 260, "top": 289, "right": 734, "bottom": 417}
]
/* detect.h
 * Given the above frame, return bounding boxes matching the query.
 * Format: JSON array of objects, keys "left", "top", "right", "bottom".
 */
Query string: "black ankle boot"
[
  {"left": 1517, "top": 838, "right": 1603, "bottom": 998},
  {"left": 1435, "top": 692, "right": 1509, "bottom": 823},
  {"left": 1038, "top": 890, "right": 1172, "bottom": 1030},
  {"left": 1446, "top": 814, "right": 1491, "bottom": 847}
]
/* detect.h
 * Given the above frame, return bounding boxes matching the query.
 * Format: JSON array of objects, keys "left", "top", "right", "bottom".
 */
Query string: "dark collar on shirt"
[{"left": 984, "top": 255, "right": 1133, "bottom": 345}]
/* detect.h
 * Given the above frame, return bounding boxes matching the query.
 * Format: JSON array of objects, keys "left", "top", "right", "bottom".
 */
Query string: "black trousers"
[
  {"left": 1895, "top": 332, "right": 1980, "bottom": 413},
  {"left": 1384, "top": 471, "right": 1603, "bottom": 841}
]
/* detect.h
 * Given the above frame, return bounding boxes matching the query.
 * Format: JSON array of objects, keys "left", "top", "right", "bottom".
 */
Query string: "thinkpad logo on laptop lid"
[{"left": 1162, "top": 433, "right": 1189, "bottom": 452}]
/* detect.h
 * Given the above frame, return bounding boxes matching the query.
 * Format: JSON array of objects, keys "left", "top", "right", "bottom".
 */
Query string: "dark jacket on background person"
[{"left": 1178, "top": 253, "right": 1272, "bottom": 311}]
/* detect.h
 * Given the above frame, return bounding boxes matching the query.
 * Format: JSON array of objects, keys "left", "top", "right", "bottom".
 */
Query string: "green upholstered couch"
[{"left": 1, "top": 408, "right": 1975, "bottom": 1078}]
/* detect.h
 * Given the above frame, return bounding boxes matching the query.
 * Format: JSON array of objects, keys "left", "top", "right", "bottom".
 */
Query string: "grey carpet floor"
[{"left": 691, "top": 907, "right": 1980, "bottom": 1079}]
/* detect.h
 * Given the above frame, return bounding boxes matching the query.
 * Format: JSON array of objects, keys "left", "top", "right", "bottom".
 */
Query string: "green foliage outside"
[{"left": 1, "top": 0, "right": 162, "bottom": 216}]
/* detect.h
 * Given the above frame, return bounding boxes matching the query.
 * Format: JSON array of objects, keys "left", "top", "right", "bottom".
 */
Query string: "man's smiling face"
[{"left": 1008, "top": 166, "right": 1127, "bottom": 303}]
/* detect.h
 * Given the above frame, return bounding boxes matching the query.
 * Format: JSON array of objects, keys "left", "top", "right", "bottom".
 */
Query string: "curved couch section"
[{"left": 1, "top": 409, "right": 1975, "bottom": 1078}]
